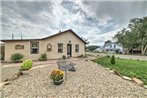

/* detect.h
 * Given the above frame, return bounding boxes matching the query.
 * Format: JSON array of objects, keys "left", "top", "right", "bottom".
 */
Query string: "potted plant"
[
  {"left": 50, "top": 70, "right": 64, "bottom": 85},
  {"left": 20, "top": 60, "right": 32, "bottom": 75}
]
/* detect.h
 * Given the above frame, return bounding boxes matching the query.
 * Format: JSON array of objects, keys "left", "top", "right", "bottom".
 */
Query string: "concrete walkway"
[{"left": 1, "top": 57, "right": 91, "bottom": 82}]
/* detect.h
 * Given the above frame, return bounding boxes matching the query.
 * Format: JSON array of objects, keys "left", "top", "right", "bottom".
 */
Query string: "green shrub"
[
  {"left": 80, "top": 54, "right": 84, "bottom": 57},
  {"left": 21, "top": 60, "right": 32, "bottom": 70},
  {"left": 11, "top": 53, "right": 23, "bottom": 63},
  {"left": 110, "top": 55, "right": 115, "bottom": 64},
  {"left": 62, "top": 55, "right": 66, "bottom": 59},
  {"left": 106, "top": 55, "right": 110, "bottom": 58},
  {"left": 39, "top": 53, "right": 47, "bottom": 61},
  {"left": 84, "top": 54, "right": 87, "bottom": 58},
  {"left": 77, "top": 54, "right": 84, "bottom": 58}
]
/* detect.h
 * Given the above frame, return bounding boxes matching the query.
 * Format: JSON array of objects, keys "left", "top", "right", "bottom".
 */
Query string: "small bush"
[
  {"left": 106, "top": 55, "right": 110, "bottom": 58},
  {"left": 11, "top": 53, "right": 23, "bottom": 63},
  {"left": 77, "top": 54, "right": 84, "bottom": 58},
  {"left": 39, "top": 53, "right": 47, "bottom": 61},
  {"left": 84, "top": 54, "right": 87, "bottom": 58},
  {"left": 77, "top": 54, "right": 87, "bottom": 58},
  {"left": 21, "top": 60, "right": 32, "bottom": 70},
  {"left": 110, "top": 55, "right": 115, "bottom": 64},
  {"left": 62, "top": 55, "right": 66, "bottom": 59},
  {"left": 80, "top": 54, "right": 84, "bottom": 57}
]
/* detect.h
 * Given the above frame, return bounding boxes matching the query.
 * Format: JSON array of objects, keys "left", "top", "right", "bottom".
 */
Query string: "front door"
[{"left": 67, "top": 44, "right": 72, "bottom": 57}]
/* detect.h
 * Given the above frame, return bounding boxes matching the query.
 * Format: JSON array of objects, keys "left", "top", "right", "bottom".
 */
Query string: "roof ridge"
[{"left": 1, "top": 29, "right": 86, "bottom": 44}]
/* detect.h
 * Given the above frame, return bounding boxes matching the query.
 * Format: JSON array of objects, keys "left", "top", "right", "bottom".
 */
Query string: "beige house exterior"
[{"left": 2, "top": 29, "right": 86, "bottom": 62}]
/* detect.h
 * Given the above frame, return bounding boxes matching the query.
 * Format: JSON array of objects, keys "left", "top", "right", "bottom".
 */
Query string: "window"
[
  {"left": 15, "top": 45, "right": 24, "bottom": 50},
  {"left": 47, "top": 44, "right": 52, "bottom": 51},
  {"left": 31, "top": 41, "right": 39, "bottom": 54},
  {"left": 110, "top": 45, "right": 112, "bottom": 48},
  {"left": 75, "top": 44, "right": 79, "bottom": 52},
  {"left": 58, "top": 43, "right": 63, "bottom": 53},
  {"left": 114, "top": 45, "right": 116, "bottom": 48}
]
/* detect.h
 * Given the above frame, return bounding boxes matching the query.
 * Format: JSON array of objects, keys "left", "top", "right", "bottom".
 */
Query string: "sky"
[{"left": 1, "top": 0, "right": 147, "bottom": 46}]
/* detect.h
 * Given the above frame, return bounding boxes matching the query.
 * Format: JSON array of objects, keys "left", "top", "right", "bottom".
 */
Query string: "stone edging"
[{"left": 105, "top": 67, "right": 147, "bottom": 89}]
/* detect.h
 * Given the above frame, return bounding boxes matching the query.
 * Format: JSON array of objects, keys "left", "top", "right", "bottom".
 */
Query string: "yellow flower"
[{"left": 60, "top": 71, "right": 64, "bottom": 75}]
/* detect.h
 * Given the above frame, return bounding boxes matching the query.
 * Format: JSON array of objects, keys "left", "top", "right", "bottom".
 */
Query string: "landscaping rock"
[
  {"left": 132, "top": 78, "right": 144, "bottom": 85},
  {"left": 109, "top": 70, "right": 114, "bottom": 73},
  {"left": 0, "top": 83, "right": 5, "bottom": 90},
  {"left": 143, "top": 85, "right": 147, "bottom": 89},
  {"left": 4, "top": 82, "right": 11, "bottom": 85},
  {"left": 0, "top": 82, "right": 10, "bottom": 90},
  {"left": 105, "top": 68, "right": 110, "bottom": 70},
  {"left": 122, "top": 76, "right": 132, "bottom": 81},
  {"left": 1, "top": 59, "right": 147, "bottom": 97},
  {"left": 114, "top": 70, "right": 122, "bottom": 77}
]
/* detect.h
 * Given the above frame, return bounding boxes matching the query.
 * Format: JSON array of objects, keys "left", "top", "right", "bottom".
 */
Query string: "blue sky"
[{"left": 1, "top": 0, "right": 147, "bottom": 46}]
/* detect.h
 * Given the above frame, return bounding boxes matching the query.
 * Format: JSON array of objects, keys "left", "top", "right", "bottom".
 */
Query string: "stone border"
[{"left": 105, "top": 67, "right": 147, "bottom": 89}]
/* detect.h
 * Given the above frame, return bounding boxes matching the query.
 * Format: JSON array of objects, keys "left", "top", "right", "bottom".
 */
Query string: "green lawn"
[{"left": 93, "top": 57, "right": 147, "bottom": 85}]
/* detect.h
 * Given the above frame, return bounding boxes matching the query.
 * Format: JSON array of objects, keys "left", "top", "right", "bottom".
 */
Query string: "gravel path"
[{"left": 1, "top": 59, "right": 147, "bottom": 98}]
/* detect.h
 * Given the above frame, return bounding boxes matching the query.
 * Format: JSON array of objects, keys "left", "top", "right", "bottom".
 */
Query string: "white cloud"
[{"left": 1, "top": 0, "right": 147, "bottom": 46}]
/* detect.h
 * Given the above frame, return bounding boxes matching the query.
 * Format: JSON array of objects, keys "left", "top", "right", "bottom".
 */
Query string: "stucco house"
[{"left": 1, "top": 29, "right": 86, "bottom": 62}]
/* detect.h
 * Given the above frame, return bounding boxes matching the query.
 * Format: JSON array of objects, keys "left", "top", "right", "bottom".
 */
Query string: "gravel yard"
[{"left": 1, "top": 58, "right": 147, "bottom": 98}]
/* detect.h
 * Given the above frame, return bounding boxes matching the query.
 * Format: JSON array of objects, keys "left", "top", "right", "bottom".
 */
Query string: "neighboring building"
[
  {"left": 0, "top": 41, "right": 5, "bottom": 60},
  {"left": 95, "top": 46, "right": 103, "bottom": 53},
  {"left": 1, "top": 29, "right": 86, "bottom": 62},
  {"left": 103, "top": 42, "right": 123, "bottom": 54}
]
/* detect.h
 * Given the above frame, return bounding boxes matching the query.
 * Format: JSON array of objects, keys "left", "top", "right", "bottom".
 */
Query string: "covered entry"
[{"left": 67, "top": 44, "right": 72, "bottom": 57}]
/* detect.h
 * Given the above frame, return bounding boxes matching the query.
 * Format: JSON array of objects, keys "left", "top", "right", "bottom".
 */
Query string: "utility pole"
[
  {"left": 21, "top": 35, "right": 23, "bottom": 39},
  {"left": 12, "top": 33, "right": 14, "bottom": 39}
]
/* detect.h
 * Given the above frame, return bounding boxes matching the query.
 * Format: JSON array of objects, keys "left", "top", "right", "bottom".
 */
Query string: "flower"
[{"left": 51, "top": 70, "right": 64, "bottom": 81}]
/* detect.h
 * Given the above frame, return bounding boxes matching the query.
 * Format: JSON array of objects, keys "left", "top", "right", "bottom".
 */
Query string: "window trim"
[
  {"left": 47, "top": 44, "right": 52, "bottom": 51},
  {"left": 75, "top": 44, "right": 79, "bottom": 53},
  {"left": 30, "top": 41, "right": 39, "bottom": 54},
  {"left": 58, "top": 43, "right": 63, "bottom": 53},
  {"left": 15, "top": 45, "right": 24, "bottom": 50}
]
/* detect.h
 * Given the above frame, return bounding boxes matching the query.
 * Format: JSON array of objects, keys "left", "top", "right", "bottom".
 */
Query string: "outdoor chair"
[
  {"left": 57, "top": 60, "right": 76, "bottom": 71},
  {"left": 57, "top": 60, "right": 67, "bottom": 71},
  {"left": 57, "top": 59, "right": 76, "bottom": 80}
]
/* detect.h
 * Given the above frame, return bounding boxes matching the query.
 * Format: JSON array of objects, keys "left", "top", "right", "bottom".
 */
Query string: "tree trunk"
[
  {"left": 131, "top": 48, "right": 133, "bottom": 55},
  {"left": 126, "top": 48, "right": 130, "bottom": 55},
  {"left": 141, "top": 45, "right": 147, "bottom": 55}
]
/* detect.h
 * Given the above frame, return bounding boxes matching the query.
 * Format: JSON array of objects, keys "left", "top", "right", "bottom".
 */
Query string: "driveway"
[
  {"left": 1, "top": 58, "right": 147, "bottom": 98},
  {"left": 1, "top": 58, "right": 82, "bottom": 82},
  {"left": 87, "top": 52, "right": 147, "bottom": 60}
]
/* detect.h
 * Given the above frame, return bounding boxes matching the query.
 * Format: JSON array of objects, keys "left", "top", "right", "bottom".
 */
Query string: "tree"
[
  {"left": 129, "top": 17, "right": 147, "bottom": 55},
  {"left": 86, "top": 45, "right": 100, "bottom": 52},
  {"left": 114, "top": 16, "right": 147, "bottom": 55},
  {"left": 105, "top": 40, "right": 112, "bottom": 43},
  {"left": 114, "top": 28, "right": 137, "bottom": 54},
  {"left": 81, "top": 37, "right": 89, "bottom": 44}
]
